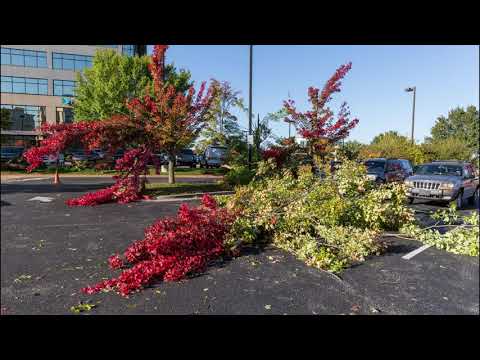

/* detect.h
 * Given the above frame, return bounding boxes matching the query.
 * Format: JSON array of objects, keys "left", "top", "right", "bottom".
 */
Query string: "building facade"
[{"left": 1, "top": 45, "right": 146, "bottom": 148}]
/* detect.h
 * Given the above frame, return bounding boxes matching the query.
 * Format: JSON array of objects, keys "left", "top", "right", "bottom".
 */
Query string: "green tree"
[
  {"left": 196, "top": 80, "right": 245, "bottom": 157},
  {"left": 371, "top": 131, "right": 402, "bottom": 144},
  {"left": 74, "top": 49, "right": 192, "bottom": 121},
  {"left": 421, "top": 137, "right": 472, "bottom": 162},
  {"left": 337, "top": 140, "right": 364, "bottom": 160},
  {"left": 361, "top": 131, "right": 426, "bottom": 164},
  {"left": 429, "top": 106, "right": 479, "bottom": 150}
]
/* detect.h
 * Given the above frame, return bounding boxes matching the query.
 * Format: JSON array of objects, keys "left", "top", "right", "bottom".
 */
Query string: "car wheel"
[
  {"left": 407, "top": 197, "right": 415, "bottom": 205},
  {"left": 469, "top": 187, "right": 479, "bottom": 206},
  {"left": 453, "top": 190, "right": 464, "bottom": 209}
]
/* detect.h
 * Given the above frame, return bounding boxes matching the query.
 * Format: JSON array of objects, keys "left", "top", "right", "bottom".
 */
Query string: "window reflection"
[{"left": 0, "top": 104, "right": 46, "bottom": 131}]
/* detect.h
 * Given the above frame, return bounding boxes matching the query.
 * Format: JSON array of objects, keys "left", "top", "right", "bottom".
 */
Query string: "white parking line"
[
  {"left": 402, "top": 244, "right": 432, "bottom": 260},
  {"left": 28, "top": 196, "right": 54, "bottom": 203},
  {"left": 8, "top": 177, "right": 46, "bottom": 182}
]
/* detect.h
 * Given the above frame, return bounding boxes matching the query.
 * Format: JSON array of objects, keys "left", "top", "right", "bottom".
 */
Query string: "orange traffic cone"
[{"left": 53, "top": 170, "right": 61, "bottom": 185}]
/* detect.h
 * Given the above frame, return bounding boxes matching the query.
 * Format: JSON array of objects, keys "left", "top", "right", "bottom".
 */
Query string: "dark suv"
[
  {"left": 175, "top": 149, "right": 196, "bottom": 168},
  {"left": 364, "top": 158, "right": 413, "bottom": 184},
  {"left": 405, "top": 161, "right": 479, "bottom": 208}
]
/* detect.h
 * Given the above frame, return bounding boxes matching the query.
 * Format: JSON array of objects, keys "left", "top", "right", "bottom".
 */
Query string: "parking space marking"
[
  {"left": 402, "top": 244, "right": 432, "bottom": 260},
  {"left": 7, "top": 177, "right": 46, "bottom": 182},
  {"left": 28, "top": 196, "right": 55, "bottom": 203}
]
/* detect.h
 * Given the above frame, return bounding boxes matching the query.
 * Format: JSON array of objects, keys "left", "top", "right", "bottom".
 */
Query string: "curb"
[{"left": 144, "top": 191, "right": 235, "bottom": 202}]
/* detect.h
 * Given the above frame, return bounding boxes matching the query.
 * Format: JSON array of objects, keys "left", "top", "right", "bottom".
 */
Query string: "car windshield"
[
  {"left": 181, "top": 149, "right": 194, "bottom": 155},
  {"left": 416, "top": 164, "right": 462, "bottom": 176},
  {"left": 364, "top": 160, "right": 385, "bottom": 173}
]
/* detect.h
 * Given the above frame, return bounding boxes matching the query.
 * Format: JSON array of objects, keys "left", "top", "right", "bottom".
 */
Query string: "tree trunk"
[{"left": 168, "top": 155, "right": 175, "bottom": 184}]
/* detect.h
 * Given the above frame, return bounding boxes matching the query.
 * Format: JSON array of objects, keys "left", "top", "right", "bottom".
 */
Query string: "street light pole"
[
  {"left": 405, "top": 86, "right": 416, "bottom": 144},
  {"left": 248, "top": 45, "right": 253, "bottom": 170}
]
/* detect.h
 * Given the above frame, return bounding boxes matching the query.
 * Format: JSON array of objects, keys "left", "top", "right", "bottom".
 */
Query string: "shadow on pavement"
[{"left": 413, "top": 199, "right": 479, "bottom": 211}]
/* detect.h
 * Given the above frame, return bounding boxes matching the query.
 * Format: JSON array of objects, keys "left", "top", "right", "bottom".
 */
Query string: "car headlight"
[
  {"left": 439, "top": 183, "right": 455, "bottom": 190},
  {"left": 366, "top": 174, "right": 377, "bottom": 181}
]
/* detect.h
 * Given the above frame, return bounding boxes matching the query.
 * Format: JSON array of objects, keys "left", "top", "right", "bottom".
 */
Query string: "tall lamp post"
[
  {"left": 405, "top": 86, "right": 416, "bottom": 144},
  {"left": 248, "top": 45, "right": 253, "bottom": 170}
]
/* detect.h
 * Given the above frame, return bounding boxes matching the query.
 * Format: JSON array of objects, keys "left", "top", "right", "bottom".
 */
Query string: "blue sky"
[{"left": 148, "top": 45, "right": 479, "bottom": 144}]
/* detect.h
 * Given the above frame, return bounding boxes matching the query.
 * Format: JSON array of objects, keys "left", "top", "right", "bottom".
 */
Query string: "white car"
[{"left": 42, "top": 154, "right": 65, "bottom": 166}]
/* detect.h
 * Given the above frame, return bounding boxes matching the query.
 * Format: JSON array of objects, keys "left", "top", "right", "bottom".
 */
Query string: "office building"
[{"left": 1, "top": 45, "right": 147, "bottom": 148}]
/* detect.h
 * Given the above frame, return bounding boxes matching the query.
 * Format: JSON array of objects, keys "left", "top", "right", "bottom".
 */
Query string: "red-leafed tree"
[
  {"left": 23, "top": 45, "right": 216, "bottom": 205},
  {"left": 283, "top": 62, "right": 359, "bottom": 163},
  {"left": 127, "top": 45, "right": 216, "bottom": 184}
]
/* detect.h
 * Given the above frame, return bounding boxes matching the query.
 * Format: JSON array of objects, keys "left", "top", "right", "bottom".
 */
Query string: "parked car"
[
  {"left": 200, "top": 146, "right": 227, "bottom": 168},
  {"left": 175, "top": 149, "right": 196, "bottom": 168},
  {"left": 404, "top": 161, "right": 479, "bottom": 208},
  {"left": 363, "top": 158, "right": 413, "bottom": 184},
  {"left": 42, "top": 153, "right": 65, "bottom": 166},
  {"left": 91, "top": 149, "right": 105, "bottom": 160},
  {"left": 69, "top": 149, "right": 91, "bottom": 162},
  {"left": 112, "top": 149, "right": 125, "bottom": 162},
  {"left": 1, "top": 147, "right": 24, "bottom": 162}
]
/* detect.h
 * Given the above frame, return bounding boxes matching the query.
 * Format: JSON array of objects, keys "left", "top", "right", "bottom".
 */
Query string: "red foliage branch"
[
  {"left": 82, "top": 195, "right": 237, "bottom": 297},
  {"left": 262, "top": 146, "right": 289, "bottom": 167},
  {"left": 283, "top": 62, "right": 359, "bottom": 153}
]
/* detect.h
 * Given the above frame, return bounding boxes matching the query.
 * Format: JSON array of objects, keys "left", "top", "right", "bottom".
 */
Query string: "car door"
[
  {"left": 463, "top": 165, "right": 475, "bottom": 197},
  {"left": 402, "top": 160, "right": 413, "bottom": 178},
  {"left": 386, "top": 160, "right": 400, "bottom": 182}
]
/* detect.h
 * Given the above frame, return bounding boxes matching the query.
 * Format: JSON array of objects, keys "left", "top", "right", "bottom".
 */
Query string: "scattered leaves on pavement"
[
  {"left": 70, "top": 301, "right": 97, "bottom": 313},
  {"left": 350, "top": 304, "right": 361, "bottom": 313},
  {"left": 13, "top": 274, "right": 32, "bottom": 283}
]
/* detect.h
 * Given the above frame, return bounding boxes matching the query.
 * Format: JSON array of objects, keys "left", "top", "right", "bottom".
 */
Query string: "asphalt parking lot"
[{"left": 1, "top": 178, "right": 478, "bottom": 315}]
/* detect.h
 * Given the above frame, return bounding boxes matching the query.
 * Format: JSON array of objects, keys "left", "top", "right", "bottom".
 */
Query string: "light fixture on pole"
[{"left": 405, "top": 86, "right": 416, "bottom": 144}]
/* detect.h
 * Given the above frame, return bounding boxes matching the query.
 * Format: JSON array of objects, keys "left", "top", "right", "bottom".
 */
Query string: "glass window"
[
  {"left": 0, "top": 47, "right": 47, "bottom": 68},
  {"left": 55, "top": 108, "right": 74, "bottom": 124},
  {"left": 64, "top": 108, "right": 74, "bottom": 123},
  {"left": 1, "top": 77, "right": 12, "bottom": 92},
  {"left": 52, "top": 52, "right": 93, "bottom": 71},
  {"left": 364, "top": 160, "right": 386, "bottom": 172},
  {"left": 1, "top": 52, "right": 10, "bottom": 64},
  {"left": 38, "top": 56, "right": 47, "bottom": 68},
  {"left": 0, "top": 104, "right": 45, "bottom": 131},
  {"left": 12, "top": 81, "right": 25, "bottom": 93},
  {"left": 63, "top": 57, "right": 74, "bottom": 70},
  {"left": 53, "top": 80, "right": 76, "bottom": 96},
  {"left": 11, "top": 54, "right": 24, "bottom": 66},
  {"left": 25, "top": 82, "right": 38, "bottom": 94},
  {"left": 24, "top": 55, "right": 37, "bottom": 67},
  {"left": 416, "top": 164, "right": 463, "bottom": 176},
  {"left": 0, "top": 76, "right": 49, "bottom": 95}
]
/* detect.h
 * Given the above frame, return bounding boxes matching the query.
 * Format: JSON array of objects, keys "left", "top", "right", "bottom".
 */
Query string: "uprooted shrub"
[
  {"left": 82, "top": 194, "right": 237, "bottom": 297},
  {"left": 219, "top": 159, "right": 414, "bottom": 273}
]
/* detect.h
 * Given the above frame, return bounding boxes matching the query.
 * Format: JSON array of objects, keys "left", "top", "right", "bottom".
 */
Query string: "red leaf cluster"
[
  {"left": 262, "top": 146, "right": 288, "bottom": 167},
  {"left": 82, "top": 195, "right": 237, "bottom": 297},
  {"left": 283, "top": 62, "right": 359, "bottom": 151}
]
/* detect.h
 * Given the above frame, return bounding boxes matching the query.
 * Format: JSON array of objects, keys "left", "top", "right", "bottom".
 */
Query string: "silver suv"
[{"left": 405, "top": 161, "right": 479, "bottom": 208}]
